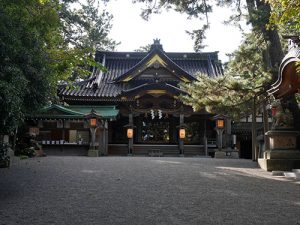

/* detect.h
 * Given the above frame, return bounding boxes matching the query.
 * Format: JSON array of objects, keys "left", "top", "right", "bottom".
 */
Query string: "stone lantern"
[
  {"left": 85, "top": 109, "right": 103, "bottom": 157},
  {"left": 211, "top": 114, "right": 239, "bottom": 158}
]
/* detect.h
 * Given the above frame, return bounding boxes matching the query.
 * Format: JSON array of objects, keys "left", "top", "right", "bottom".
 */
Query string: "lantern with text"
[
  {"left": 271, "top": 106, "right": 278, "bottom": 117},
  {"left": 212, "top": 115, "right": 227, "bottom": 151},
  {"left": 216, "top": 119, "right": 225, "bottom": 129},
  {"left": 179, "top": 128, "right": 186, "bottom": 139},
  {"left": 90, "top": 118, "right": 97, "bottom": 127},
  {"left": 127, "top": 128, "right": 133, "bottom": 139}
]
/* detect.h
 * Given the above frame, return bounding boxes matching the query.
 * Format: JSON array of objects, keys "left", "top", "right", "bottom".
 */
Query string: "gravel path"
[{"left": 0, "top": 156, "right": 299, "bottom": 225}]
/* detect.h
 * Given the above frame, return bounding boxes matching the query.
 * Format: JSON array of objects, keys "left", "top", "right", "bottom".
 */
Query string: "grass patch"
[{"left": 19, "top": 155, "right": 29, "bottom": 160}]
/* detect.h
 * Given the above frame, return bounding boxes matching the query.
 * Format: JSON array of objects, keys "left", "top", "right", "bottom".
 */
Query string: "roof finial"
[
  {"left": 283, "top": 35, "right": 300, "bottom": 50},
  {"left": 150, "top": 38, "right": 163, "bottom": 51}
]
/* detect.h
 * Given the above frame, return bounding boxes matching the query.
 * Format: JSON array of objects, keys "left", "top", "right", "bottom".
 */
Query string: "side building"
[{"left": 27, "top": 40, "right": 227, "bottom": 156}]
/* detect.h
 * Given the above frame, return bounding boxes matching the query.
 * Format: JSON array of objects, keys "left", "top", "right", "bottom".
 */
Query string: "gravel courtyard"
[{"left": 0, "top": 156, "right": 299, "bottom": 225}]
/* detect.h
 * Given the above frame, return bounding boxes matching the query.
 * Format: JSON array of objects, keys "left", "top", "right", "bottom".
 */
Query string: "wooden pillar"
[
  {"left": 170, "top": 116, "right": 177, "bottom": 143},
  {"left": 203, "top": 119, "right": 208, "bottom": 156},
  {"left": 99, "top": 128, "right": 104, "bottom": 153},
  {"left": 62, "top": 129, "right": 65, "bottom": 142},
  {"left": 104, "top": 120, "right": 108, "bottom": 155},
  {"left": 61, "top": 124, "right": 65, "bottom": 152},
  {"left": 252, "top": 97, "right": 257, "bottom": 161},
  {"left": 137, "top": 116, "right": 142, "bottom": 143}
]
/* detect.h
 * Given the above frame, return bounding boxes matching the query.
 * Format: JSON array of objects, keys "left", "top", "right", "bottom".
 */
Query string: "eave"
[
  {"left": 121, "top": 82, "right": 186, "bottom": 98},
  {"left": 268, "top": 38, "right": 300, "bottom": 98}
]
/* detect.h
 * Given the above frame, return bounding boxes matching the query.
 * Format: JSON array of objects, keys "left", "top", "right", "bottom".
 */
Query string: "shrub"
[
  {"left": 0, "top": 142, "right": 10, "bottom": 168},
  {"left": 16, "top": 147, "right": 36, "bottom": 158}
]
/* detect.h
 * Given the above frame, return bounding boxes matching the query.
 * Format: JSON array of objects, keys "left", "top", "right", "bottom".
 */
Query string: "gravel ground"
[{"left": 0, "top": 156, "right": 300, "bottom": 225}]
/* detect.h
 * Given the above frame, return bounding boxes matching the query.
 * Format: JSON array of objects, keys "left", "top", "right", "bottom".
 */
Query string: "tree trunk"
[
  {"left": 252, "top": 97, "right": 257, "bottom": 161},
  {"left": 246, "top": 0, "right": 300, "bottom": 131}
]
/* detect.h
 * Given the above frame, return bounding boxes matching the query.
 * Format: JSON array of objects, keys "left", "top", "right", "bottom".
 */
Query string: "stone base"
[
  {"left": 214, "top": 150, "right": 239, "bottom": 159},
  {"left": 258, "top": 158, "right": 300, "bottom": 171},
  {"left": 87, "top": 149, "right": 99, "bottom": 157},
  {"left": 259, "top": 129, "right": 300, "bottom": 171},
  {"left": 264, "top": 150, "right": 300, "bottom": 159},
  {"left": 266, "top": 130, "right": 300, "bottom": 150},
  {"left": 259, "top": 149, "right": 300, "bottom": 171}
]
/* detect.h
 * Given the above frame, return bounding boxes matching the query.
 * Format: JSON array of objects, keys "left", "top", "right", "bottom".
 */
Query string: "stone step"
[
  {"left": 284, "top": 172, "right": 300, "bottom": 179},
  {"left": 272, "top": 171, "right": 285, "bottom": 176},
  {"left": 292, "top": 169, "right": 300, "bottom": 173}
]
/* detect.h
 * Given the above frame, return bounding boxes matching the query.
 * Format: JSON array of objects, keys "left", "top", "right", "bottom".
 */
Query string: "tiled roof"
[
  {"left": 58, "top": 44, "right": 223, "bottom": 100},
  {"left": 113, "top": 44, "right": 197, "bottom": 83}
]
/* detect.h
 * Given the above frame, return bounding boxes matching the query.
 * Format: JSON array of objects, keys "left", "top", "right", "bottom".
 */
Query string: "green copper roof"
[
  {"left": 67, "top": 105, "right": 119, "bottom": 118},
  {"left": 31, "top": 104, "right": 119, "bottom": 120},
  {"left": 42, "top": 104, "right": 84, "bottom": 115}
]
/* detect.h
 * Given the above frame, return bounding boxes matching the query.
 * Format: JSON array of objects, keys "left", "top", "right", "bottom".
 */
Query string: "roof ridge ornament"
[
  {"left": 150, "top": 38, "right": 163, "bottom": 51},
  {"left": 283, "top": 35, "right": 300, "bottom": 50}
]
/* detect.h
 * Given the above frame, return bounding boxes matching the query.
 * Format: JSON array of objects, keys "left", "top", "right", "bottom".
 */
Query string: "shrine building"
[{"left": 27, "top": 39, "right": 228, "bottom": 156}]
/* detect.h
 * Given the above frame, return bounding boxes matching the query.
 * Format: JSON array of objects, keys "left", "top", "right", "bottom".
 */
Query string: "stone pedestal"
[
  {"left": 87, "top": 149, "right": 99, "bottom": 157},
  {"left": 258, "top": 130, "right": 300, "bottom": 171}
]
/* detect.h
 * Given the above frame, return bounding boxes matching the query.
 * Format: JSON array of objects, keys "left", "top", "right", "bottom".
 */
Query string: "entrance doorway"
[
  {"left": 141, "top": 119, "right": 170, "bottom": 143},
  {"left": 240, "top": 140, "right": 252, "bottom": 159}
]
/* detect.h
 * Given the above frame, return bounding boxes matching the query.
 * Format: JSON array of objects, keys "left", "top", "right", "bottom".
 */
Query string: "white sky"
[{"left": 105, "top": 0, "right": 249, "bottom": 62}]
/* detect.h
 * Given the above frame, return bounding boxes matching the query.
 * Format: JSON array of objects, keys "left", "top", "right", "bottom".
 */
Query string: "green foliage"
[
  {"left": 0, "top": 0, "right": 117, "bottom": 135},
  {"left": 15, "top": 147, "right": 36, "bottom": 158},
  {"left": 61, "top": 0, "right": 117, "bottom": 51},
  {"left": 19, "top": 155, "right": 29, "bottom": 160},
  {"left": 58, "top": 0, "right": 118, "bottom": 80},
  {"left": 133, "top": 0, "right": 212, "bottom": 20},
  {"left": 180, "top": 32, "right": 272, "bottom": 119},
  {"left": 267, "top": 0, "right": 300, "bottom": 32},
  {"left": 0, "top": 0, "right": 55, "bottom": 134}
]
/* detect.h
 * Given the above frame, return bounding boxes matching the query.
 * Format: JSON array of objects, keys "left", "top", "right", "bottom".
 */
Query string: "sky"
[{"left": 105, "top": 0, "right": 250, "bottom": 62}]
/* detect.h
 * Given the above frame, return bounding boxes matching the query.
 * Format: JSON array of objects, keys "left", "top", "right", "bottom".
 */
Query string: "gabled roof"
[
  {"left": 58, "top": 40, "right": 223, "bottom": 101},
  {"left": 113, "top": 40, "right": 196, "bottom": 83}
]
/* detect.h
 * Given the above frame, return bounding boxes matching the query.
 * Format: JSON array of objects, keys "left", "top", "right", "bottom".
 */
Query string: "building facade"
[{"left": 28, "top": 40, "right": 226, "bottom": 156}]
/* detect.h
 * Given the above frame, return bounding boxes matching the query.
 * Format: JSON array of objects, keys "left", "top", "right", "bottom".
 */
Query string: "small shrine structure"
[{"left": 259, "top": 36, "right": 300, "bottom": 171}]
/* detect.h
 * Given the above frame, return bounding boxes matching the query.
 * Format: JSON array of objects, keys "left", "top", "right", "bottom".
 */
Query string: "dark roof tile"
[{"left": 59, "top": 49, "right": 223, "bottom": 100}]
